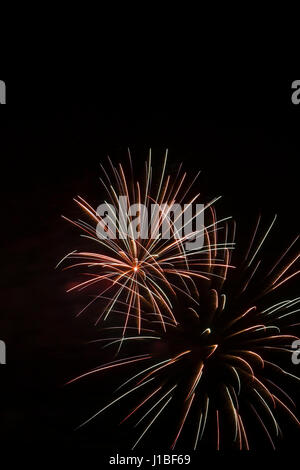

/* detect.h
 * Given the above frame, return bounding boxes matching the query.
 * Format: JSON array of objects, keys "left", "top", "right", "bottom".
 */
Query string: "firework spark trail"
[
  {"left": 65, "top": 213, "right": 299, "bottom": 450},
  {"left": 132, "top": 396, "right": 173, "bottom": 450},
  {"left": 59, "top": 151, "right": 233, "bottom": 335},
  {"left": 171, "top": 393, "right": 195, "bottom": 450},
  {"left": 216, "top": 410, "right": 220, "bottom": 450}
]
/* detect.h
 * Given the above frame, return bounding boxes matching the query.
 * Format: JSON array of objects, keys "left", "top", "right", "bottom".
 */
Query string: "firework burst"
[
  {"left": 58, "top": 150, "right": 233, "bottom": 335},
  {"left": 67, "top": 216, "right": 300, "bottom": 450}
]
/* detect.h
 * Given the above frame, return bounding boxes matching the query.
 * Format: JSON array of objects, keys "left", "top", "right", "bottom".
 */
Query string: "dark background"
[{"left": 0, "top": 78, "right": 299, "bottom": 465}]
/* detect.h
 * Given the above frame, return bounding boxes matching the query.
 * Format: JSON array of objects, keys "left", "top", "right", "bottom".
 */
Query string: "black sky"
[{"left": 1, "top": 80, "right": 299, "bottom": 465}]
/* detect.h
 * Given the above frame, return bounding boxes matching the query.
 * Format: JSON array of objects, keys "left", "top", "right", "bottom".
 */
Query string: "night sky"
[{"left": 1, "top": 86, "right": 299, "bottom": 466}]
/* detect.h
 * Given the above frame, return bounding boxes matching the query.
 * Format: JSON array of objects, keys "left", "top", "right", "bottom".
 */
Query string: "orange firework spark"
[
  {"left": 58, "top": 150, "right": 234, "bottom": 336},
  {"left": 66, "top": 215, "right": 299, "bottom": 450}
]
